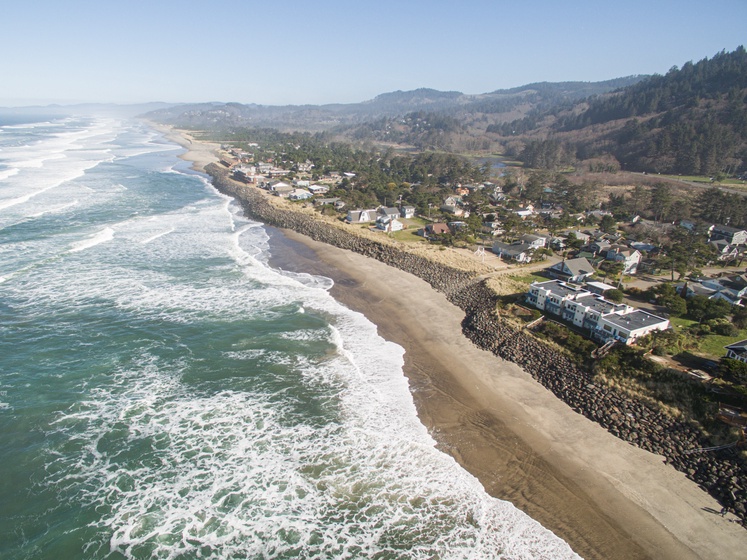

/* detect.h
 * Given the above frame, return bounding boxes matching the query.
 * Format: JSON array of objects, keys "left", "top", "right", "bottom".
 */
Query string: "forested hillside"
[{"left": 495, "top": 47, "right": 747, "bottom": 176}]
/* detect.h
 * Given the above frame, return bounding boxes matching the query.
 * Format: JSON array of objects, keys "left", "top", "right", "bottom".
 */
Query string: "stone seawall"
[{"left": 206, "top": 164, "right": 747, "bottom": 525}]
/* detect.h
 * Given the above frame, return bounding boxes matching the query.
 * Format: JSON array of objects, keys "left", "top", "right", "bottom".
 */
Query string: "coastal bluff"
[{"left": 205, "top": 163, "right": 747, "bottom": 528}]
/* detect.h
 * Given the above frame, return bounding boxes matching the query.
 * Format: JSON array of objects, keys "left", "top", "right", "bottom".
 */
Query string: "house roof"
[
  {"left": 575, "top": 294, "right": 620, "bottom": 314},
  {"left": 713, "top": 224, "right": 746, "bottom": 235},
  {"left": 521, "top": 234, "right": 546, "bottom": 243},
  {"left": 554, "top": 257, "right": 594, "bottom": 277},
  {"left": 494, "top": 242, "right": 532, "bottom": 256},
  {"left": 677, "top": 282, "right": 717, "bottom": 297},
  {"left": 347, "top": 209, "right": 376, "bottom": 222},
  {"left": 603, "top": 310, "right": 669, "bottom": 332},
  {"left": 725, "top": 339, "right": 747, "bottom": 353},
  {"left": 426, "top": 223, "right": 450, "bottom": 234},
  {"left": 531, "top": 280, "right": 586, "bottom": 299},
  {"left": 586, "top": 281, "right": 616, "bottom": 292},
  {"left": 380, "top": 207, "right": 400, "bottom": 217}
]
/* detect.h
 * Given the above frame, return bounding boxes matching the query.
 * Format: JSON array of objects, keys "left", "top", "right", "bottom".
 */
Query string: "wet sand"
[
  {"left": 267, "top": 228, "right": 747, "bottom": 560},
  {"left": 161, "top": 123, "right": 747, "bottom": 559}
]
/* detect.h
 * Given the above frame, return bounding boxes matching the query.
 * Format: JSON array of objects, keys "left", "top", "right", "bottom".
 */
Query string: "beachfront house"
[
  {"left": 307, "top": 184, "right": 329, "bottom": 195},
  {"left": 421, "top": 223, "right": 450, "bottom": 238},
  {"left": 378, "top": 207, "right": 401, "bottom": 221},
  {"left": 595, "top": 309, "right": 670, "bottom": 346},
  {"left": 314, "top": 198, "right": 345, "bottom": 210},
  {"left": 492, "top": 241, "right": 533, "bottom": 263},
  {"left": 233, "top": 166, "right": 258, "bottom": 183},
  {"left": 545, "top": 257, "right": 595, "bottom": 283},
  {"left": 268, "top": 181, "right": 293, "bottom": 197},
  {"left": 346, "top": 209, "right": 377, "bottom": 224},
  {"left": 220, "top": 154, "right": 240, "bottom": 168},
  {"left": 376, "top": 215, "right": 404, "bottom": 232},
  {"left": 288, "top": 189, "right": 313, "bottom": 201}
]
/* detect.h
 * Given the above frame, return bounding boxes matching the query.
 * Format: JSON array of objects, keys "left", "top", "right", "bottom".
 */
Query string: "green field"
[{"left": 657, "top": 174, "right": 747, "bottom": 189}]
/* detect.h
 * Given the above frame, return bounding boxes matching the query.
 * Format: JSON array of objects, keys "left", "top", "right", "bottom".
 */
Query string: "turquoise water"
[{"left": 0, "top": 116, "right": 579, "bottom": 559}]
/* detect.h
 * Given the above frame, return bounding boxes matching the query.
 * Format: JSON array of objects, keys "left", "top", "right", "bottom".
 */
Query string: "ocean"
[{"left": 0, "top": 114, "right": 579, "bottom": 559}]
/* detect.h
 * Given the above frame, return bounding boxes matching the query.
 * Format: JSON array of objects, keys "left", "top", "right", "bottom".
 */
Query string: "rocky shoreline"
[{"left": 206, "top": 163, "right": 747, "bottom": 527}]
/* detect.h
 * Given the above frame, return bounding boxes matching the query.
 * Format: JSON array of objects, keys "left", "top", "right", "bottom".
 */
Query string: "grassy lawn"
[
  {"left": 670, "top": 316, "right": 747, "bottom": 359},
  {"left": 390, "top": 228, "right": 428, "bottom": 243},
  {"left": 670, "top": 316, "right": 697, "bottom": 330},
  {"left": 698, "top": 332, "right": 746, "bottom": 359}
]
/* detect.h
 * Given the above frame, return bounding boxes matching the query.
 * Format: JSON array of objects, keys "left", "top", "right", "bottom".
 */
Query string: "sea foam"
[{"left": 1, "top": 118, "right": 579, "bottom": 559}]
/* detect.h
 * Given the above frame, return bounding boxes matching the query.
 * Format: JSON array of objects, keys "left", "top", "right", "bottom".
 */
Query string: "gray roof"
[
  {"left": 713, "top": 224, "right": 745, "bottom": 235},
  {"left": 603, "top": 310, "right": 668, "bottom": 331},
  {"left": 521, "top": 234, "right": 546, "bottom": 242},
  {"left": 380, "top": 207, "right": 400, "bottom": 217},
  {"left": 551, "top": 257, "right": 594, "bottom": 277},
  {"left": 532, "top": 280, "right": 586, "bottom": 299},
  {"left": 494, "top": 242, "right": 532, "bottom": 256},
  {"left": 725, "top": 339, "right": 747, "bottom": 352},
  {"left": 575, "top": 294, "right": 619, "bottom": 314}
]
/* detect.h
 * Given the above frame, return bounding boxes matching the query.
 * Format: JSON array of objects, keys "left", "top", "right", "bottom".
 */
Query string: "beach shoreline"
[{"left": 160, "top": 123, "right": 747, "bottom": 559}]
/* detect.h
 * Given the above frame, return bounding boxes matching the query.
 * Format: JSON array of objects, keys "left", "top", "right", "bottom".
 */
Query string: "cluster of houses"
[
  {"left": 225, "top": 150, "right": 354, "bottom": 208},
  {"left": 705, "top": 224, "right": 747, "bottom": 262},
  {"left": 677, "top": 273, "right": 747, "bottom": 307},
  {"left": 345, "top": 205, "right": 417, "bottom": 232},
  {"left": 492, "top": 229, "right": 643, "bottom": 275},
  {"left": 222, "top": 142, "right": 747, "bottom": 285}
]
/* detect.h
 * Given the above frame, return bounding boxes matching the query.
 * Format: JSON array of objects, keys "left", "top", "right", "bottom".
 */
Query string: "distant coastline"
[{"left": 162, "top": 123, "right": 747, "bottom": 560}]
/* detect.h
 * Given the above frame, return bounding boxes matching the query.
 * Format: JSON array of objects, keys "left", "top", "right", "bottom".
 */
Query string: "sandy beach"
[{"left": 162, "top": 124, "right": 747, "bottom": 559}]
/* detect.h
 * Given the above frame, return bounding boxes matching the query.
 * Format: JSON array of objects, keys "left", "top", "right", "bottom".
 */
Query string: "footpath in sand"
[{"left": 159, "top": 123, "right": 747, "bottom": 560}]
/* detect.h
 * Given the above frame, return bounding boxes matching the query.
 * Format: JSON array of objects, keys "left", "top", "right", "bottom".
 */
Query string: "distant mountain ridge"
[
  {"left": 143, "top": 77, "right": 646, "bottom": 131},
  {"left": 144, "top": 47, "right": 747, "bottom": 176}
]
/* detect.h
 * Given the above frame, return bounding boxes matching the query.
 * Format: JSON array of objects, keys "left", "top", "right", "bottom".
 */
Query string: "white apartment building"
[{"left": 527, "top": 280, "right": 669, "bottom": 345}]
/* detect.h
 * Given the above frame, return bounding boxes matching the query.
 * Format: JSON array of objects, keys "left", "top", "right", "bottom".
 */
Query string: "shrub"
[
  {"left": 710, "top": 321, "right": 739, "bottom": 337},
  {"left": 605, "top": 288, "right": 625, "bottom": 303}
]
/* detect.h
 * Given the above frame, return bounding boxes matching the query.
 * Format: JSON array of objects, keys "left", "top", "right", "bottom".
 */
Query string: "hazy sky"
[{"left": 2, "top": 0, "right": 745, "bottom": 107}]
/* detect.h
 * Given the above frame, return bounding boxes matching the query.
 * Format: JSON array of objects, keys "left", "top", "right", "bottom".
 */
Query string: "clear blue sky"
[{"left": 2, "top": 0, "right": 745, "bottom": 107}]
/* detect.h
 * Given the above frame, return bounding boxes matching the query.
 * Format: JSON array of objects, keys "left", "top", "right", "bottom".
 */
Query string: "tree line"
[{"left": 490, "top": 47, "right": 747, "bottom": 176}]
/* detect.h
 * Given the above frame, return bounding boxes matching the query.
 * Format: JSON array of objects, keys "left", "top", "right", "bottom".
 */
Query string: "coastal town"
[
  {"left": 219, "top": 141, "right": 747, "bottom": 352},
  {"left": 203, "top": 135, "right": 747, "bottom": 529}
]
